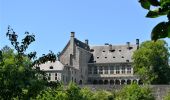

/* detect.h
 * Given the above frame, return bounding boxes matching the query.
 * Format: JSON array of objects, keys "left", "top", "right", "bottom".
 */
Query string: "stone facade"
[{"left": 39, "top": 32, "right": 140, "bottom": 85}]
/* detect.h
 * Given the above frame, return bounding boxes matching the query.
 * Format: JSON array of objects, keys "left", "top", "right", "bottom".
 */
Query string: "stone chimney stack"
[
  {"left": 85, "top": 39, "right": 88, "bottom": 45},
  {"left": 109, "top": 44, "right": 112, "bottom": 51},
  {"left": 136, "top": 39, "right": 139, "bottom": 49},
  {"left": 127, "top": 42, "right": 130, "bottom": 49},
  {"left": 70, "top": 32, "right": 75, "bottom": 55}
]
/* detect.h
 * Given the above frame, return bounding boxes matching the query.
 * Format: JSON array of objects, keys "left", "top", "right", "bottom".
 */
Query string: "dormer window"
[
  {"left": 90, "top": 49, "right": 94, "bottom": 52},
  {"left": 49, "top": 66, "right": 53, "bottom": 69}
]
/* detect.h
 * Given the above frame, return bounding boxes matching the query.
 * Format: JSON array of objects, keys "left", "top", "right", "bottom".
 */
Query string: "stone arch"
[
  {"left": 110, "top": 80, "right": 114, "bottom": 85},
  {"left": 93, "top": 80, "right": 98, "bottom": 84},
  {"left": 115, "top": 80, "right": 120, "bottom": 85},
  {"left": 104, "top": 80, "right": 109, "bottom": 84},
  {"left": 127, "top": 79, "right": 131, "bottom": 84},
  {"left": 133, "top": 79, "right": 137, "bottom": 84},
  {"left": 99, "top": 80, "right": 103, "bottom": 85},
  {"left": 121, "top": 80, "right": 126, "bottom": 85},
  {"left": 79, "top": 80, "right": 82, "bottom": 85}
]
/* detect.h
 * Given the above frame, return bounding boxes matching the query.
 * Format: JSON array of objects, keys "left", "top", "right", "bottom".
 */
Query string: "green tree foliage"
[
  {"left": 116, "top": 83, "right": 154, "bottom": 100},
  {"left": 0, "top": 26, "right": 56, "bottom": 99},
  {"left": 133, "top": 40, "right": 170, "bottom": 84},
  {"left": 164, "top": 91, "right": 170, "bottom": 100},
  {"left": 92, "top": 90, "right": 114, "bottom": 100},
  {"left": 139, "top": 0, "right": 170, "bottom": 41}
]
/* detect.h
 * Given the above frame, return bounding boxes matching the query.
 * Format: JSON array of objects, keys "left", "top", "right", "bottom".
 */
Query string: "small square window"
[
  {"left": 103, "top": 51, "right": 105, "bottom": 52},
  {"left": 119, "top": 50, "right": 121, "bottom": 52},
  {"left": 105, "top": 57, "right": 107, "bottom": 58},
  {"left": 122, "top": 56, "right": 124, "bottom": 58},
  {"left": 49, "top": 66, "right": 53, "bottom": 69},
  {"left": 97, "top": 57, "right": 99, "bottom": 59},
  {"left": 113, "top": 56, "right": 115, "bottom": 58}
]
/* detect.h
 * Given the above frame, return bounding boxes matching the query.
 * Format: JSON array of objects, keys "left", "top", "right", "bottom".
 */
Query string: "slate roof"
[
  {"left": 74, "top": 38, "right": 90, "bottom": 51},
  {"left": 89, "top": 44, "right": 137, "bottom": 63},
  {"left": 38, "top": 61, "right": 64, "bottom": 71}
]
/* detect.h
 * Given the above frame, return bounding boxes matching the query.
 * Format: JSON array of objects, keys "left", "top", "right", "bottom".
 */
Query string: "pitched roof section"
[
  {"left": 39, "top": 61, "right": 64, "bottom": 71},
  {"left": 89, "top": 44, "right": 137, "bottom": 63},
  {"left": 74, "top": 38, "right": 90, "bottom": 51}
]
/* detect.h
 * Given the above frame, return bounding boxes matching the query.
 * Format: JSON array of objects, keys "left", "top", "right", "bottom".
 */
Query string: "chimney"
[
  {"left": 85, "top": 39, "right": 88, "bottom": 45},
  {"left": 136, "top": 39, "right": 139, "bottom": 49},
  {"left": 109, "top": 44, "right": 112, "bottom": 51},
  {"left": 126, "top": 42, "right": 130, "bottom": 49},
  {"left": 71, "top": 32, "right": 75, "bottom": 37},
  {"left": 70, "top": 32, "right": 75, "bottom": 55}
]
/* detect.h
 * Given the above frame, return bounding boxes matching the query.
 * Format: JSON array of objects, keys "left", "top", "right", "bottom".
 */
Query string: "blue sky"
[{"left": 0, "top": 0, "right": 168, "bottom": 56}]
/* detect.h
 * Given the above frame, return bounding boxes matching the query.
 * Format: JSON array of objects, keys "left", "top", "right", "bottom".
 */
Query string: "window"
[
  {"left": 97, "top": 57, "right": 99, "bottom": 59},
  {"left": 93, "top": 66, "right": 98, "bottom": 74},
  {"left": 121, "top": 56, "right": 124, "bottom": 58},
  {"left": 113, "top": 56, "right": 115, "bottom": 58},
  {"left": 99, "top": 66, "right": 103, "bottom": 74},
  {"left": 127, "top": 67, "right": 131, "bottom": 74},
  {"left": 103, "top": 51, "right": 105, "bottom": 52},
  {"left": 90, "top": 49, "right": 94, "bottom": 52},
  {"left": 122, "top": 66, "right": 125, "bottom": 74},
  {"left": 36, "top": 67, "right": 40, "bottom": 70},
  {"left": 110, "top": 66, "right": 114, "bottom": 74},
  {"left": 116, "top": 66, "right": 120, "bottom": 74},
  {"left": 55, "top": 73, "right": 57, "bottom": 80},
  {"left": 48, "top": 73, "right": 51, "bottom": 80},
  {"left": 104, "top": 66, "right": 108, "bottom": 74},
  {"left": 88, "top": 66, "right": 92, "bottom": 74},
  {"left": 119, "top": 50, "right": 121, "bottom": 52},
  {"left": 105, "top": 57, "right": 107, "bottom": 58},
  {"left": 49, "top": 66, "right": 53, "bottom": 69}
]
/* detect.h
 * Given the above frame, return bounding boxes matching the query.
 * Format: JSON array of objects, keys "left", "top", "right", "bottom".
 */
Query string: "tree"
[
  {"left": 139, "top": 0, "right": 170, "bottom": 41},
  {"left": 116, "top": 83, "right": 154, "bottom": 100},
  {"left": 0, "top": 26, "right": 56, "bottom": 99},
  {"left": 132, "top": 40, "right": 170, "bottom": 84},
  {"left": 164, "top": 91, "right": 170, "bottom": 100}
]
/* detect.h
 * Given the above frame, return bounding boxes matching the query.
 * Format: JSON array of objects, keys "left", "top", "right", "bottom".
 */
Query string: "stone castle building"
[{"left": 39, "top": 32, "right": 141, "bottom": 85}]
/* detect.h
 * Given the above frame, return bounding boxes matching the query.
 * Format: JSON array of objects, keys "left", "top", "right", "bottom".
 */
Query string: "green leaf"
[
  {"left": 148, "top": 0, "right": 160, "bottom": 6},
  {"left": 146, "top": 10, "right": 160, "bottom": 18},
  {"left": 139, "top": 0, "right": 151, "bottom": 10},
  {"left": 151, "top": 22, "right": 169, "bottom": 41}
]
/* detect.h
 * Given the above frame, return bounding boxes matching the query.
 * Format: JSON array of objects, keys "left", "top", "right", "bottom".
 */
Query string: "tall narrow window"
[
  {"left": 116, "top": 66, "right": 120, "bottom": 74},
  {"left": 104, "top": 66, "right": 108, "bottom": 74},
  {"left": 55, "top": 73, "right": 57, "bottom": 80},
  {"left": 93, "top": 66, "right": 98, "bottom": 74},
  {"left": 122, "top": 66, "right": 125, "bottom": 74},
  {"left": 127, "top": 67, "right": 131, "bottom": 74},
  {"left": 110, "top": 66, "right": 114, "bottom": 74},
  {"left": 88, "top": 66, "right": 92, "bottom": 74},
  {"left": 99, "top": 66, "right": 103, "bottom": 74},
  {"left": 48, "top": 73, "right": 51, "bottom": 80}
]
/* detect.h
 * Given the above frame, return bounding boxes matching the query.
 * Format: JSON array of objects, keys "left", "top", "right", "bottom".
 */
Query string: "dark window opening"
[
  {"left": 126, "top": 60, "right": 129, "bottom": 62},
  {"left": 97, "top": 57, "right": 99, "bottom": 59},
  {"left": 121, "top": 56, "right": 124, "bottom": 58},
  {"left": 90, "top": 49, "right": 94, "bottom": 52},
  {"left": 110, "top": 49, "right": 115, "bottom": 52},
  {"left": 119, "top": 50, "right": 121, "bottom": 52},
  {"left": 49, "top": 66, "right": 53, "bottom": 69},
  {"left": 105, "top": 57, "right": 107, "bottom": 58},
  {"left": 103, "top": 51, "right": 105, "bottom": 52},
  {"left": 113, "top": 56, "right": 115, "bottom": 58}
]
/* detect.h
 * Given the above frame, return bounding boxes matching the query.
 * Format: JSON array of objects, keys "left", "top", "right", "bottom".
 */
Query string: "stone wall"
[{"left": 79, "top": 85, "right": 170, "bottom": 100}]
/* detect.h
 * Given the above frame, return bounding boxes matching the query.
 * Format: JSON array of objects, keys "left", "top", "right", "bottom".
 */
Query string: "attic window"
[
  {"left": 105, "top": 57, "right": 107, "bottom": 58},
  {"left": 49, "top": 66, "right": 53, "bottom": 69},
  {"left": 119, "top": 50, "right": 122, "bottom": 52},
  {"left": 90, "top": 49, "right": 94, "bottom": 52},
  {"left": 103, "top": 51, "right": 105, "bottom": 52},
  {"left": 126, "top": 60, "right": 129, "bottom": 62},
  {"left": 110, "top": 49, "right": 115, "bottom": 52},
  {"left": 97, "top": 57, "right": 99, "bottom": 59}
]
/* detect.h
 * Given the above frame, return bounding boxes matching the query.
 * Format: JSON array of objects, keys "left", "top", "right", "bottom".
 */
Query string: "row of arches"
[{"left": 90, "top": 79, "right": 142, "bottom": 85}]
